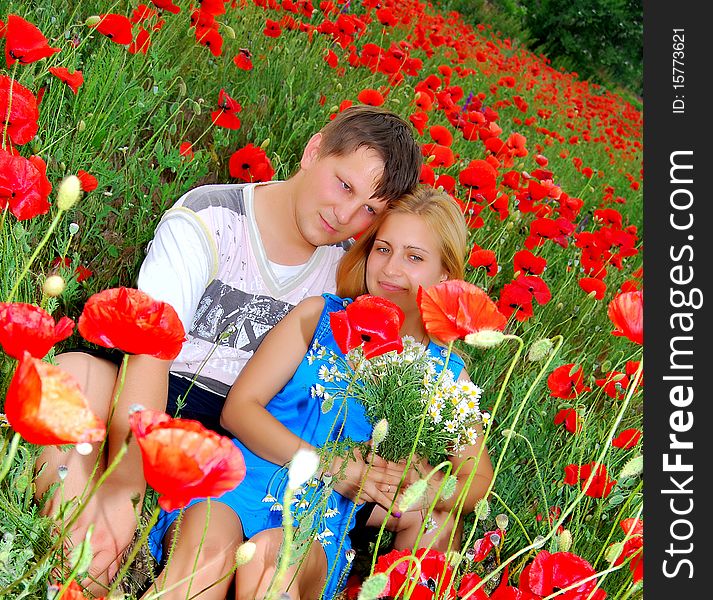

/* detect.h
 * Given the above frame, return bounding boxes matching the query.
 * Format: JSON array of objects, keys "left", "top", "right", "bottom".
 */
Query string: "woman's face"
[{"left": 365, "top": 212, "right": 448, "bottom": 315}]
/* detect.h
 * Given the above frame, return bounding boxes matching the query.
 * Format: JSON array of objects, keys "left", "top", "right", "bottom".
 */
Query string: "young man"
[{"left": 34, "top": 106, "right": 422, "bottom": 593}]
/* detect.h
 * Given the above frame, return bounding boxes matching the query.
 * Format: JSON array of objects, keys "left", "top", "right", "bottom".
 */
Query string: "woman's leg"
[
  {"left": 143, "top": 501, "right": 244, "bottom": 600},
  {"left": 34, "top": 352, "right": 120, "bottom": 593},
  {"left": 235, "top": 528, "right": 327, "bottom": 600}
]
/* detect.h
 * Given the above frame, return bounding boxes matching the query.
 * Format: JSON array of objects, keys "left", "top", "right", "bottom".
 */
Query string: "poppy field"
[{"left": 0, "top": 1, "right": 643, "bottom": 599}]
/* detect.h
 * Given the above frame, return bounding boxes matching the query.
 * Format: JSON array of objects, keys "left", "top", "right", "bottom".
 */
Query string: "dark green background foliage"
[{"left": 439, "top": 0, "right": 643, "bottom": 97}]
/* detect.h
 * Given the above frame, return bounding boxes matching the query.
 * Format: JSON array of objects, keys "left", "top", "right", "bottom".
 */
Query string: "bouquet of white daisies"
[{"left": 310, "top": 336, "right": 485, "bottom": 465}]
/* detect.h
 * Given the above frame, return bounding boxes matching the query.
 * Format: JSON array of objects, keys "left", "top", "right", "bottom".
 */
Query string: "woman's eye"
[
  {"left": 410, "top": 255, "right": 423, "bottom": 262},
  {"left": 341, "top": 181, "right": 351, "bottom": 192}
]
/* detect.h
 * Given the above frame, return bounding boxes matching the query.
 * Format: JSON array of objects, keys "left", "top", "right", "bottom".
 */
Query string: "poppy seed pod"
[
  {"left": 464, "top": 329, "right": 505, "bottom": 349},
  {"left": 56, "top": 175, "right": 82, "bottom": 211},
  {"left": 85, "top": 16, "right": 101, "bottom": 27},
  {"left": 358, "top": 573, "right": 388, "bottom": 600},
  {"left": 372, "top": 418, "right": 389, "bottom": 447}
]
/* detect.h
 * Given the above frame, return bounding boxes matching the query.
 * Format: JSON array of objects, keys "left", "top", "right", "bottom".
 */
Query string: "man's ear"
[{"left": 300, "top": 133, "right": 323, "bottom": 170}]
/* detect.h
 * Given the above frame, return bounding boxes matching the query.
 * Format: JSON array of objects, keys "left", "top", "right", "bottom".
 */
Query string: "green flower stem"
[
  {"left": 592, "top": 479, "right": 643, "bottom": 569},
  {"left": 509, "top": 430, "right": 550, "bottom": 530},
  {"left": 490, "top": 491, "right": 533, "bottom": 545},
  {"left": 321, "top": 450, "right": 378, "bottom": 598},
  {"left": 460, "top": 359, "right": 642, "bottom": 600},
  {"left": 2, "top": 64, "right": 18, "bottom": 150},
  {"left": 186, "top": 498, "right": 212, "bottom": 600},
  {"left": 264, "top": 486, "right": 296, "bottom": 600},
  {"left": 107, "top": 505, "right": 161, "bottom": 596},
  {"left": 0, "top": 432, "right": 21, "bottom": 486},
  {"left": 0, "top": 441, "right": 129, "bottom": 597},
  {"left": 585, "top": 503, "right": 643, "bottom": 599},
  {"left": 6, "top": 208, "right": 65, "bottom": 303}
]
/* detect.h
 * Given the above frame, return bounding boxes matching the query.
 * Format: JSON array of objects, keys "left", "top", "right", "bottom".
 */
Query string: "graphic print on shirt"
[{"left": 191, "top": 280, "right": 293, "bottom": 353}]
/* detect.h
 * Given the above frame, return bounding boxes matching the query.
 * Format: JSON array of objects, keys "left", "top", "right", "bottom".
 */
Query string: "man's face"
[{"left": 294, "top": 134, "right": 387, "bottom": 247}]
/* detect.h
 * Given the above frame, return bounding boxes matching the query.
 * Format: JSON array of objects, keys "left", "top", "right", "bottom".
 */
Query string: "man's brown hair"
[{"left": 318, "top": 105, "right": 422, "bottom": 203}]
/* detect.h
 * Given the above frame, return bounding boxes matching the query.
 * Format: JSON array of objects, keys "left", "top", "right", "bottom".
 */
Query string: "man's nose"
[{"left": 333, "top": 199, "right": 360, "bottom": 225}]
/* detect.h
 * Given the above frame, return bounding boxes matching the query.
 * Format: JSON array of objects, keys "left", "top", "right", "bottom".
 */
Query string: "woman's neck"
[{"left": 400, "top": 312, "right": 429, "bottom": 345}]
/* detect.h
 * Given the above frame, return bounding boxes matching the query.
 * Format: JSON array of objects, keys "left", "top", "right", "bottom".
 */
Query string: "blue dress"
[{"left": 148, "top": 293, "right": 464, "bottom": 599}]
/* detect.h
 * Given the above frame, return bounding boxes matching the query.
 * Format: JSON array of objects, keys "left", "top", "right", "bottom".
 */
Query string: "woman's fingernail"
[{"left": 394, "top": 511, "right": 402, "bottom": 518}]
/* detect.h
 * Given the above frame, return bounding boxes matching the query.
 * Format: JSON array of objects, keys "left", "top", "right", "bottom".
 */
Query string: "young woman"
[{"left": 145, "top": 186, "right": 494, "bottom": 600}]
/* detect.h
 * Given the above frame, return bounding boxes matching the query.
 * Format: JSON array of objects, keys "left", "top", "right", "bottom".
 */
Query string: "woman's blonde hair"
[{"left": 336, "top": 185, "right": 468, "bottom": 299}]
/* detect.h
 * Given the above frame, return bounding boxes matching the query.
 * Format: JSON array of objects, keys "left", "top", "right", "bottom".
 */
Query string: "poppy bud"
[
  {"left": 440, "top": 474, "right": 457, "bottom": 500},
  {"left": 619, "top": 455, "right": 643, "bottom": 479},
  {"left": 222, "top": 24, "right": 236, "bottom": 39},
  {"left": 57, "top": 175, "right": 82, "bottom": 211},
  {"left": 260, "top": 138, "right": 270, "bottom": 149},
  {"left": 527, "top": 338, "right": 553, "bottom": 362},
  {"left": 235, "top": 541, "right": 256, "bottom": 566},
  {"left": 398, "top": 478, "right": 427, "bottom": 512},
  {"left": 425, "top": 154, "right": 436, "bottom": 164},
  {"left": 533, "top": 535, "right": 546, "bottom": 548},
  {"left": 558, "top": 529, "right": 573, "bottom": 552},
  {"left": 358, "top": 573, "right": 388, "bottom": 600},
  {"left": 474, "top": 497, "right": 490, "bottom": 521},
  {"left": 75, "top": 442, "right": 93, "bottom": 456},
  {"left": 495, "top": 513, "right": 509, "bottom": 530},
  {"left": 43, "top": 275, "right": 66, "bottom": 297},
  {"left": 85, "top": 16, "right": 101, "bottom": 27},
  {"left": 69, "top": 222, "right": 80, "bottom": 235},
  {"left": 77, "top": 120, "right": 86, "bottom": 132},
  {"left": 371, "top": 419, "right": 388, "bottom": 447},
  {"left": 464, "top": 329, "right": 505, "bottom": 349},
  {"left": 57, "top": 465, "right": 69, "bottom": 481}
]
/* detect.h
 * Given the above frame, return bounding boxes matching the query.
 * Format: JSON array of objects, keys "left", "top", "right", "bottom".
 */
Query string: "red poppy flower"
[
  {"left": 513, "top": 249, "right": 546, "bottom": 276},
  {"left": 179, "top": 141, "right": 194, "bottom": 159},
  {"left": 330, "top": 295, "right": 404, "bottom": 359},
  {"left": 521, "top": 550, "right": 605, "bottom": 599},
  {"left": 211, "top": 88, "right": 242, "bottom": 129},
  {"left": 594, "top": 370, "right": 630, "bottom": 400},
  {"left": 4, "top": 15, "right": 61, "bottom": 67},
  {"left": 0, "top": 149, "right": 52, "bottom": 220},
  {"left": 233, "top": 48, "right": 253, "bottom": 71},
  {"left": 131, "top": 4, "right": 158, "bottom": 23},
  {"left": 263, "top": 19, "right": 282, "bottom": 38},
  {"left": 547, "top": 364, "right": 590, "bottom": 399},
  {"left": 129, "top": 408, "right": 246, "bottom": 511},
  {"left": 468, "top": 248, "right": 498, "bottom": 276},
  {"left": 76, "top": 169, "right": 98, "bottom": 192},
  {"left": 418, "top": 280, "right": 507, "bottom": 343},
  {"left": 512, "top": 275, "right": 551, "bottom": 305},
  {"left": 422, "top": 143, "right": 455, "bottom": 168},
  {"left": 375, "top": 547, "right": 455, "bottom": 600},
  {"left": 48, "top": 580, "right": 104, "bottom": 600},
  {"left": 92, "top": 14, "right": 134, "bottom": 45},
  {"left": 458, "top": 160, "right": 497, "bottom": 200},
  {"left": 0, "top": 303, "right": 74, "bottom": 360},
  {"left": 48, "top": 67, "right": 83, "bottom": 94},
  {"left": 151, "top": 0, "right": 181, "bottom": 13},
  {"left": 429, "top": 125, "right": 453, "bottom": 147},
  {"left": 51, "top": 256, "right": 93, "bottom": 283},
  {"left": 608, "top": 291, "right": 643, "bottom": 344},
  {"left": 470, "top": 528, "right": 507, "bottom": 562},
  {"left": 357, "top": 88, "right": 385, "bottom": 107},
  {"left": 612, "top": 518, "right": 643, "bottom": 583},
  {"left": 195, "top": 23, "right": 223, "bottom": 56},
  {"left": 612, "top": 428, "right": 642, "bottom": 449},
  {"left": 228, "top": 144, "right": 275, "bottom": 183},
  {"left": 0, "top": 75, "right": 39, "bottom": 145},
  {"left": 554, "top": 408, "right": 581, "bottom": 434},
  {"left": 578, "top": 277, "right": 606, "bottom": 300},
  {"left": 409, "top": 111, "right": 428, "bottom": 135},
  {"left": 563, "top": 462, "right": 616, "bottom": 498},
  {"left": 497, "top": 282, "right": 534, "bottom": 323},
  {"left": 457, "top": 572, "right": 489, "bottom": 600},
  {"left": 78, "top": 287, "right": 185, "bottom": 360},
  {"left": 5, "top": 352, "right": 106, "bottom": 446},
  {"left": 128, "top": 26, "right": 151, "bottom": 54}
]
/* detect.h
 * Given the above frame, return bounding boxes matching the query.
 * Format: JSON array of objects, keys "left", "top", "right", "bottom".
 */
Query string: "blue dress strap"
[{"left": 312, "top": 293, "right": 352, "bottom": 343}]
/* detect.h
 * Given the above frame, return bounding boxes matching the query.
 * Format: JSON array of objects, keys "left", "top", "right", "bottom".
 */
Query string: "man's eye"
[
  {"left": 365, "top": 205, "right": 376, "bottom": 215},
  {"left": 341, "top": 181, "right": 351, "bottom": 192}
]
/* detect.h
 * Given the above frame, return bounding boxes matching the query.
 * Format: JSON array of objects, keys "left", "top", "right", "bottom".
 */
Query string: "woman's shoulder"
[{"left": 427, "top": 340, "right": 466, "bottom": 376}]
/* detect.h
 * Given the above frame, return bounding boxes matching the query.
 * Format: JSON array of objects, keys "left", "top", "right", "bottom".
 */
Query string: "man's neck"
[{"left": 253, "top": 180, "right": 317, "bottom": 265}]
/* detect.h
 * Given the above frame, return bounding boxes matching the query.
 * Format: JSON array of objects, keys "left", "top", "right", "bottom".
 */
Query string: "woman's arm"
[{"left": 220, "top": 295, "right": 325, "bottom": 465}]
